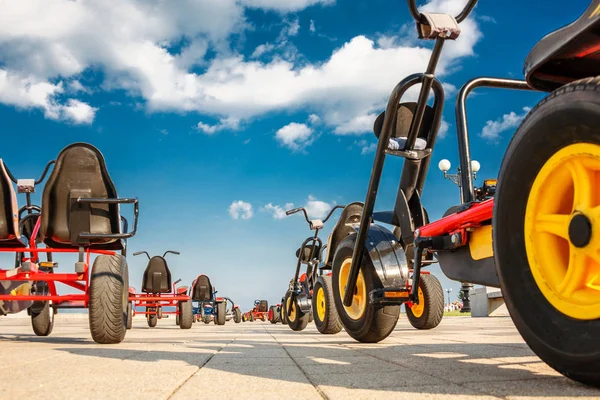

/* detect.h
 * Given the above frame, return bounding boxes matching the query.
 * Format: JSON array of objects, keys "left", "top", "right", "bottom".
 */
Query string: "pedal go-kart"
[
  {"left": 268, "top": 303, "right": 281, "bottom": 324},
  {"left": 242, "top": 299, "right": 269, "bottom": 322},
  {"left": 128, "top": 250, "right": 193, "bottom": 329},
  {"left": 282, "top": 206, "right": 345, "bottom": 333},
  {"left": 331, "top": 0, "right": 600, "bottom": 387},
  {"left": 189, "top": 274, "right": 236, "bottom": 325},
  {"left": 0, "top": 143, "right": 138, "bottom": 344}
]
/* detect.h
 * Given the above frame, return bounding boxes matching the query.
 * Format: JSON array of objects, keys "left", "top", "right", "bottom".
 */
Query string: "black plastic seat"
[
  {"left": 373, "top": 102, "right": 434, "bottom": 141},
  {"left": 142, "top": 256, "right": 172, "bottom": 293},
  {"left": 40, "top": 143, "right": 123, "bottom": 250},
  {"left": 191, "top": 275, "right": 213, "bottom": 301},
  {"left": 323, "top": 202, "right": 364, "bottom": 268},
  {"left": 0, "top": 160, "right": 22, "bottom": 248},
  {"left": 524, "top": 2, "right": 600, "bottom": 92},
  {"left": 257, "top": 300, "right": 268, "bottom": 312},
  {"left": 296, "top": 244, "right": 321, "bottom": 264}
]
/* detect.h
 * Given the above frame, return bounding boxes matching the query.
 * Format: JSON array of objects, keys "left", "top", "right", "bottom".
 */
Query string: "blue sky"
[{"left": 0, "top": 0, "right": 590, "bottom": 310}]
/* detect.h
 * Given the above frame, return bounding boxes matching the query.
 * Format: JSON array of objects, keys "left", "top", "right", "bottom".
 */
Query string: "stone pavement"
[{"left": 0, "top": 315, "right": 599, "bottom": 400}]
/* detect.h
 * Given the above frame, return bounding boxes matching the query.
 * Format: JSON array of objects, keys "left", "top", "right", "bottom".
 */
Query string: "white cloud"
[
  {"left": 240, "top": 0, "right": 335, "bottom": 12},
  {"left": 480, "top": 107, "right": 531, "bottom": 141},
  {"left": 309, "top": 20, "right": 316, "bottom": 33},
  {"left": 228, "top": 200, "right": 253, "bottom": 220},
  {"left": 438, "top": 119, "right": 450, "bottom": 138},
  {"left": 251, "top": 43, "right": 276, "bottom": 59},
  {"left": 197, "top": 117, "right": 240, "bottom": 134},
  {"left": 334, "top": 113, "right": 378, "bottom": 135},
  {"left": 284, "top": 18, "right": 300, "bottom": 37},
  {"left": 0, "top": 0, "right": 479, "bottom": 132},
  {"left": 67, "top": 80, "right": 89, "bottom": 94},
  {"left": 62, "top": 99, "right": 97, "bottom": 124},
  {"left": 262, "top": 202, "right": 294, "bottom": 219},
  {"left": 308, "top": 114, "right": 320, "bottom": 124},
  {"left": 275, "top": 122, "right": 314, "bottom": 151},
  {"left": 304, "top": 195, "right": 332, "bottom": 219}
]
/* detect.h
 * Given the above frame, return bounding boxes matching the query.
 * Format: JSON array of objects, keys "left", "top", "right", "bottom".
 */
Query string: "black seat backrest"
[
  {"left": 295, "top": 243, "right": 321, "bottom": 264},
  {"left": 373, "top": 102, "right": 434, "bottom": 141},
  {"left": 41, "top": 143, "right": 122, "bottom": 249},
  {"left": 324, "top": 202, "right": 364, "bottom": 267},
  {"left": 191, "top": 275, "right": 213, "bottom": 301},
  {"left": 142, "top": 256, "right": 172, "bottom": 293},
  {"left": 257, "top": 300, "right": 268, "bottom": 312},
  {"left": 0, "top": 160, "right": 19, "bottom": 244}
]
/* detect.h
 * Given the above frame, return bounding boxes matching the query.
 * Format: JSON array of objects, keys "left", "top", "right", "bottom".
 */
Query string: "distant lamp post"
[
  {"left": 445, "top": 288, "right": 452, "bottom": 307},
  {"left": 438, "top": 158, "right": 480, "bottom": 313}
]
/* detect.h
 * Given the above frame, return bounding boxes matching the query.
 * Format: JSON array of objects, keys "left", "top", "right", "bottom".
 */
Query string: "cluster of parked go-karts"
[{"left": 0, "top": 0, "right": 599, "bottom": 387}]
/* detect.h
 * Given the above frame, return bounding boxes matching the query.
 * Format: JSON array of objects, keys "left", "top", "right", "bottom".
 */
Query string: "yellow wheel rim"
[
  {"left": 286, "top": 296, "right": 297, "bottom": 322},
  {"left": 524, "top": 143, "right": 600, "bottom": 320},
  {"left": 316, "top": 286, "right": 326, "bottom": 322},
  {"left": 410, "top": 287, "right": 425, "bottom": 318},
  {"left": 339, "top": 258, "right": 367, "bottom": 320}
]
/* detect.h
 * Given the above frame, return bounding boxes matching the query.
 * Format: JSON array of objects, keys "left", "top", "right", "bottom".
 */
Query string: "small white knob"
[{"left": 438, "top": 159, "right": 451, "bottom": 172}]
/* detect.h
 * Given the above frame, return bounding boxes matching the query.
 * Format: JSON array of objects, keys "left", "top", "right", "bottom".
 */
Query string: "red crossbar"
[
  {"left": 417, "top": 199, "right": 494, "bottom": 237},
  {"left": 129, "top": 294, "right": 190, "bottom": 302},
  {"left": 0, "top": 294, "right": 85, "bottom": 302},
  {"left": 0, "top": 271, "right": 85, "bottom": 282}
]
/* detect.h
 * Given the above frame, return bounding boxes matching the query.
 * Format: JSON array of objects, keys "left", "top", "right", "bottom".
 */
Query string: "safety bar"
[
  {"left": 407, "top": 0, "right": 478, "bottom": 24},
  {"left": 76, "top": 197, "right": 139, "bottom": 240},
  {"left": 3, "top": 160, "right": 55, "bottom": 185}
]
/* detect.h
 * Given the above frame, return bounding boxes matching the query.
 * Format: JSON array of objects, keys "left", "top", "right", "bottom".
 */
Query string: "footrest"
[{"left": 369, "top": 288, "right": 410, "bottom": 305}]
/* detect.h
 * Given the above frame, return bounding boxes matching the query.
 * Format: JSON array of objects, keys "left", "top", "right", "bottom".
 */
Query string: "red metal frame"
[
  {"left": 128, "top": 279, "right": 190, "bottom": 318},
  {"left": 416, "top": 198, "right": 493, "bottom": 238},
  {"left": 0, "top": 218, "right": 117, "bottom": 307}
]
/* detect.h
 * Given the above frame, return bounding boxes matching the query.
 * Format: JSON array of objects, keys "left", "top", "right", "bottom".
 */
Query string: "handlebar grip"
[
  {"left": 407, "top": 0, "right": 477, "bottom": 23},
  {"left": 132, "top": 251, "right": 144, "bottom": 256},
  {"left": 286, "top": 208, "right": 302, "bottom": 216}
]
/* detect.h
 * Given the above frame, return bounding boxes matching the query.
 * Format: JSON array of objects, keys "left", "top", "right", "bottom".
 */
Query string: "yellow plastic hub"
[
  {"left": 286, "top": 296, "right": 297, "bottom": 322},
  {"left": 316, "top": 286, "right": 326, "bottom": 322},
  {"left": 524, "top": 143, "right": 600, "bottom": 320},
  {"left": 339, "top": 258, "right": 367, "bottom": 320},
  {"left": 410, "top": 287, "right": 425, "bottom": 318}
]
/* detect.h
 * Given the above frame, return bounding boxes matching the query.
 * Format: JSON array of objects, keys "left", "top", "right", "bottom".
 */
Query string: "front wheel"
[
  {"left": 179, "top": 300, "right": 193, "bottom": 329},
  {"left": 495, "top": 78, "right": 600, "bottom": 387},
  {"left": 233, "top": 308, "right": 242, "bottom": 323},
  {"left": 215, "top": 302, "right": 226, "bottom": 325},
  {"left": 88, "top": 255, "right": 129, "bottom": 344},
  {"left": 31, "top": 301, "right": 54, "bottom": 336},
  {"left": 147, "top": 312, "right": 158, "bottom": 328},
  {"left": 312, "top": 275, "right": 342, "bottom": 334},
  {"left": 284, "top": 291, "right": 309, "bottom": 331},
  {"left": 126, "top": 302, "right": 133, "bottom": 330},
  {"left": 332, "top": 235, "right": 399, "bottom": 343},
  {"left": 406, "top": 274, "right": 444, "bottom": 330}
]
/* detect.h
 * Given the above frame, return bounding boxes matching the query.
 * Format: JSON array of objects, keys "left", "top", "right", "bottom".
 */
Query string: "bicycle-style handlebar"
[
  {"left": 4, "top": 160, "right": 56, "bottom": 185},
  {"left": 407, "top": 0, "right": 477, "bottom": 24},
  {"left": 285, "top": 205, "right": 345, "bottom": 226}
]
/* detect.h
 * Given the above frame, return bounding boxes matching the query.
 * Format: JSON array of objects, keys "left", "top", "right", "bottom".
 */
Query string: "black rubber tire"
[
  {"left": 406, "top": 274, "right": 444, "bottom": 330},
  {"left": 88, "top": 254, "right": 129, "bottom": 344},
  {"left": 249, "top": 313, "right": 255, "bottom": 322},
  {"left": 284, "top": 291, "right": 309, "bottom": 331},
  {"left": 242, "top": 314, "right": 246, "bottom": 322},
  {"left": 215, "top": 302, "right": 226, "bottom": 325},
  {"left": 332, "top": 234, "right": 400, "bottom": 343},
  {"left": 308, "top": 312, "right": 313, "bottom": 323},
  {"left": 31, "top": 301, "right": 54, "bottom": 336},
  {"left": 157, "top": 307, "right": 163, "bottom": 319},
  {"left": 233, "top": 308, "right": 242, "bottom": 323},
  {"left": 176, "top": 313, "right": 180, "bottom": 326},
  {"left": 126, "top": 302, "right": 133, "bottom": 330},
  {"left": 281, "top": 297, "right": 288, "bottom": 325},
  {"left": 495, "top": 77, "right": 600, "bottom": 388},
  {"left": 269, "top": 305, "right": 279, "bottom": 324},
  {"left": 147, "top": 312, "right": 158, "bottom": 328},
  {"left": 312, "top": 275, "right": 343, "bottom": 334},
  {"left": 203, "top": 317, "right": 211, "bottom": 324},
  {"left": 179, "top": 300, "right": 193, "bottom": 329}
]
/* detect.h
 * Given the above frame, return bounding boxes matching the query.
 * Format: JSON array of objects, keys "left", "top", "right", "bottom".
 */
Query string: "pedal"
[
  {"left": 74, "top": 262, "right": 85, "bottom": 273},
  {"left": 39, "top": 262, "right": 58, "bottom": 269}
]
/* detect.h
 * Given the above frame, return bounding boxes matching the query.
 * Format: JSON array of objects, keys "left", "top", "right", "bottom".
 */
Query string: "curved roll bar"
[
  {"left": 407, "top": 0, "right": 478, "bottom": 24},
  {"left": 4, "top": 160, "right": 55, "bottom": 185}
]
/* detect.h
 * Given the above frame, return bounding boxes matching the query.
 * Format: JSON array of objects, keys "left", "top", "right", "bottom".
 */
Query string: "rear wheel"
[
  {"left": 233, "top": 308, "right": 242, "bottom": 323},
  {"left": 332, "top": 235, "right": 399, "bottom": 343},
  {"left": 89, "top": 255, "right": 129, "bottom": 344},
  {"left": 406, "top": 274, "right": 444, "bottom": 330},
  {"left": 269, "top": 305, "right": 279, "bottom": 324},
  {"left": 215, "top": 302, "right": 226, "bottom": 325},
  {"left": 495, "top": 78, "right": 600, "bottom": 387},
  {"left": 31, "top": 301, "right": 54, "bottom": 336},
  {"left": 147, "top": 312, "right": 158, "bottom": 328},
  {"left": 312, "top": 275, "right": 342, "bottom": 334},
  {"left": 126, "top": 302, "right": 133, "bottom": 330},
  {"left": 179, "top": 300, "right": 193, "bottom": 329},
  {"left": 284, "top": 291, "right": 309, "bottom": 331},
  {"left": 176, "top": 314, "right": 180, "bottom": 326},
  {"left": 281, "top": 297, "right": 288, "bottom": 325},
  {"left": 249, "top": 313, "right": 255, "bottom": 322}
]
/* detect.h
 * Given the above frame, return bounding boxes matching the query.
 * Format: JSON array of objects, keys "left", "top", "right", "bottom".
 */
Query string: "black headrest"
[
  {"left": 40, "top": 143, "right": 122, "bottom": 249},
  {"left": 295, "top": 244, "right": 321, "bottom": 263},
  {"left": 324, "top": 202, "right": 363, "bottom": 266},
  {"left": 373, "top": 102, "right": 434, "bottom": 140},
  {"left": 142, "top": 256, "right": 172, "bottom": 293},
  {"left": 192, "top": 274, "right": 213, "bottom": 301},
  {"left": 0, "top": 160, "right": 19, "bottom": 243},
  {"left": 257, "top": 300, "right": 268, "bottom": 312}
]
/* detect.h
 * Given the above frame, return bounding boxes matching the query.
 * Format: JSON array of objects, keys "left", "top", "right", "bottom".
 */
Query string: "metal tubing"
[
  {"left": 344, "top": 73, "right": 424, "bottom": 307},
  {"left": 455, "top": 77, "right": 535, "bottom": 203}
]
